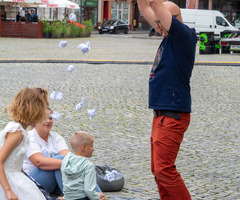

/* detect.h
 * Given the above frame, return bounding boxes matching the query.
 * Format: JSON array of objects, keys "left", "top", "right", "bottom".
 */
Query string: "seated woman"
[
  {"left": 23, "top": 107, "right": 69, "bottom": 195},
  {"left": 23, "top": 107, "right": 103, "bottom": 197}
]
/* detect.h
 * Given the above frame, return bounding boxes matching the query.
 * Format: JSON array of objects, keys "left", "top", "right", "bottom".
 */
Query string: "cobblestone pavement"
[{"left": 0, "top": 33, "right": 239, "bottom": 200}]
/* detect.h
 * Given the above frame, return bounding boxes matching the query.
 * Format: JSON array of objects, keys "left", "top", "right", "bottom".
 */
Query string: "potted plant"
[{"left": 43, "top": 22, "right": 52, "bottom": 38}]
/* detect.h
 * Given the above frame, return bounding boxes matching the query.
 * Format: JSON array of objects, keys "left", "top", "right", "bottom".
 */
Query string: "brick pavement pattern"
[{"left": 0, "top": 33, "right": 239, "bottom": 199}]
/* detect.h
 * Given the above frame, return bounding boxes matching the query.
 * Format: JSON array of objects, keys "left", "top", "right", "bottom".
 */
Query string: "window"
[
  {"left": 216, "top": 16, "right": 228, "bottom": 26},
  {"left": 111, "top": 2, "right": 129, "bottom": 23}
]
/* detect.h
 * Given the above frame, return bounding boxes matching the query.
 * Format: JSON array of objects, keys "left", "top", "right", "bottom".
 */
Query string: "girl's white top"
[{"left": 0, "top": 121, "right": 45, "bottom": 200}]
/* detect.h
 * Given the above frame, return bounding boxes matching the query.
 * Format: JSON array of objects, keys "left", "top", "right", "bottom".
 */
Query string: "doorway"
[{"left": 103, "top": 1, "right": 109, "bottom": 22}]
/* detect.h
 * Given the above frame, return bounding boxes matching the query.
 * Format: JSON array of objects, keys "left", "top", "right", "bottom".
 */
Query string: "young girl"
[{"left": 0, "top": 87, "right": 49, "bottom": 200}]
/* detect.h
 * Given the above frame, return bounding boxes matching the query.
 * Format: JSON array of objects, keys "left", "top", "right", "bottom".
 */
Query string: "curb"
[{"left": 0, "top": 59, "right": 240, "bottom": 66}]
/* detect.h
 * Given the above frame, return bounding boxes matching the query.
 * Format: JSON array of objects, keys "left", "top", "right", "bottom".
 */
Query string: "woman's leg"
[
  {"left": 29, "top": 154, "right": 65, "bottom": 194},
  {"left": 52, "top": 185, "right": 62, "bottom": 196},
  {"left": 55, "top": 168, "right": 63, "bottom": 193},
  {"left": 29, "top": 168, "right": 57, "bottom": 193},
  {"left": 53, "top": 154, "right": 65, "bottom": 194}
]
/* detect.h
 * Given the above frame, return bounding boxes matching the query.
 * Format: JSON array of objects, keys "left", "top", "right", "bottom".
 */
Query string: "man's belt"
[{"left": 153, "top": 110, "right": 182, "bottom": 120}]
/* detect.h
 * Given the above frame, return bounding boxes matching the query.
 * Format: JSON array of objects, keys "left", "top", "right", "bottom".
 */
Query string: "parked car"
[
  {"left": 98, "top": 20, "right": 129, "bottom": 34},
  {"left": 181, "top": 9, "right": 239, "bottom": 37}
]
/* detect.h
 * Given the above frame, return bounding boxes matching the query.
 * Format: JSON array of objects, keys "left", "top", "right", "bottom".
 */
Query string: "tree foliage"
[{"left": 212, "top": 0, "right": 231, "bottom": 10}]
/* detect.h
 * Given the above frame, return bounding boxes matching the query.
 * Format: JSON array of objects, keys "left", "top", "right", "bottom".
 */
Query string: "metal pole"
[{"left": 15, "top": 2, "right": 17, "bottom": 22}]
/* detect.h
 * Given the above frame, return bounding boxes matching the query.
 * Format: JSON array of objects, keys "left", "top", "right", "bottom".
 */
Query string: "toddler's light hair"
[{"left": 71, "top": 131, "right": 94, "bottom": 153}]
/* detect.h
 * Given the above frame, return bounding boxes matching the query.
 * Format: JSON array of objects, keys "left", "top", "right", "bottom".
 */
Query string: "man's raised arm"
[
  {"left": 137, "top": 0, "right": 174, "bottom": 32},
  {"left": 137, "top": 0, "right": 156, "bottom": 28}
]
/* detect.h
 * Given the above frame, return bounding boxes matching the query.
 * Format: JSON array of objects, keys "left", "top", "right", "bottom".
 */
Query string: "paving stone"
[{"left": 0, "top": 34, "right": 239, "bottom": 199}]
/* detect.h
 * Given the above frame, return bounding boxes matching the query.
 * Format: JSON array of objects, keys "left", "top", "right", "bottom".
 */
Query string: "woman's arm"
[
  {"left": 29, "top": 153, "right": 62, "bottom": 170},
  {"left": 0, "top": 131, "right": 23, "bottom": 200},
  {"left": 58, "top": 149, "right": 70, "bottom": 156},
  {"left": 29, "top": 149, "right": 70, "bottom": 170},
  {"left": 27, "top": 131, "right": 69, "bottom": 170}
]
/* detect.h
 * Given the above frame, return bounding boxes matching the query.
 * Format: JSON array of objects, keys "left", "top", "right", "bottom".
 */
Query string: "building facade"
[
  {"left": 79, "top": 0, "right": 98, "bottom": 26},
  {"left": 173, "top": 0, "right": 240, "bottom": 25},
  {"left": 212, "top": 0, "right": 240, "bottom": 26},
  {"left": 75, "top": 0, "right": 240, "bottom": 30},
  {"left": 97, "top": 0, "right": 133, "bottom": 29}
]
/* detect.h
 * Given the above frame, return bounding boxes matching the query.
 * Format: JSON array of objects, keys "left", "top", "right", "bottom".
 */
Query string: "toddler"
[{"left": 61, "top": 131, "right": 105, "bottom": 200}]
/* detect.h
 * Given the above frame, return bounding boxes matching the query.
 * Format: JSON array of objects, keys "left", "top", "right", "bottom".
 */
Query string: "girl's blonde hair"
[{"left": 4, "top": 87, "right": 49, "bottom": 124}]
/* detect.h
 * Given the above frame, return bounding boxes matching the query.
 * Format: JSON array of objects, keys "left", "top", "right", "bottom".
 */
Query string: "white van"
[{"left": 180, "top": 9, "right": 239, "bottom": 36}]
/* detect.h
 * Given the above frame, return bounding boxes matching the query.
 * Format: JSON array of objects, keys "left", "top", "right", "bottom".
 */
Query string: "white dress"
[{"left": 0, "top": 121, "right": 45, "bottom": 200}]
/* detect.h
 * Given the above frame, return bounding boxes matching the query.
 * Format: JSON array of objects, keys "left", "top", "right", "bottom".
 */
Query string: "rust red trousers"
[{"left": 151, "top": 112, "right": 191, "bottom": 200}]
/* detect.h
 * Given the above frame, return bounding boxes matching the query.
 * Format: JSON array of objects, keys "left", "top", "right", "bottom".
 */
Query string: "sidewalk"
[
  {"left": 0, "top": 32, "right": 239, "bottom": 64},
  {"left": 0, "top": 36, "right": 239, "bottom": 200},
  {"left": 92, "top": 29, "right": 149, "bottom": 34}
]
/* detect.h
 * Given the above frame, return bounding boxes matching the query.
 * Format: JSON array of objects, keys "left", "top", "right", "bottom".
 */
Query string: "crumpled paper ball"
[
  {"left": 59, "top": 40, "right": 67, "bottom": 48},
  {"left": 104, "top": 170, "right": 122, "bottom": 182},
  {"left": 69, "top": 13, "right": 77, "bottom": 22},
  {"left": 88, "top": 109, "right": 96, "bottom": 120},
  {"left": 55, "top": 92, "right": 63, "bottom": 100},
  {"left": 75, "top": 97, "right": 85, "bottom": 110},
  {"left": 78, "top": 41, "right": 90, "bottom": 54},
  {"left": 41, "top": 147, "right": 51, "bottom": 157},
  {"left": 67, "top": 65, "right": 75, "bottom": 72},
  {"left": 50, "top": 91, "right": 57, "bottom": 100},
  {"left": 50, "top": 111, "right": 60, "bottom": 121},
  {"left": 50, "top": 91, "right": 63, "bottom": 100}
]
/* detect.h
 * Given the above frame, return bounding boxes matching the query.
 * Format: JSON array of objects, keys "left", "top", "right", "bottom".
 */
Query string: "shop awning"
[
  {"left": 0, "top": 0, "right": 48, "bottom": 7},
  {"left": 39, "top": 0, "right": 79, "bottom": 9},
  {"left": 0, "top": 0, "right": 79, "bottom": 9},
  {"left": 0, "top": 0, "right": 42, "bottom": 4}
]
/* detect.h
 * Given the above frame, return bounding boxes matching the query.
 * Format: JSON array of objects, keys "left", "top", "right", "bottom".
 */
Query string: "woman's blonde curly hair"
[{"left": 5, "top": 87, "right": 49, "bottom": 124}]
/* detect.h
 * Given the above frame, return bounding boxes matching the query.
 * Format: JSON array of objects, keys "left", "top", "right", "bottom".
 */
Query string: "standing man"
[
  {"left": 25, "top": 9, "right": 30, "bottom": 22},
  {"left": 30, "top": 9, "right": 38, "bottom": 22},
  {"left": 34, "top": 10, "right": 39, "bottom": 22},
  {"left": 137, "top": 0, "right": 197, "bottom": 199},
  {"left": 16, "top": 11, "right": 21, "bottom": 22}
]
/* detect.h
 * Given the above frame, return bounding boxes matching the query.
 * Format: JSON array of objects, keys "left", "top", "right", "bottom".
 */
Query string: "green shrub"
[
  {"left": 52, "top": 21, "right": 64, "bottom": 38},
  {"left": 41, "top": 19, "right": 93, "bottom": 38},
  {"left": 42, "top": 18, "right": 52, "bottom": 36},
  {"left": 41, "top": 18, "right": 48, "bottom": 30},
  {"left": 65, "top": 23, "right": 72, "bottom": 38},
  {"left": 70, "top": 23, "right": 81, "bottom": 37},
  {"left": 83, "top": 20, "right": 93, "bottom": 37}
]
